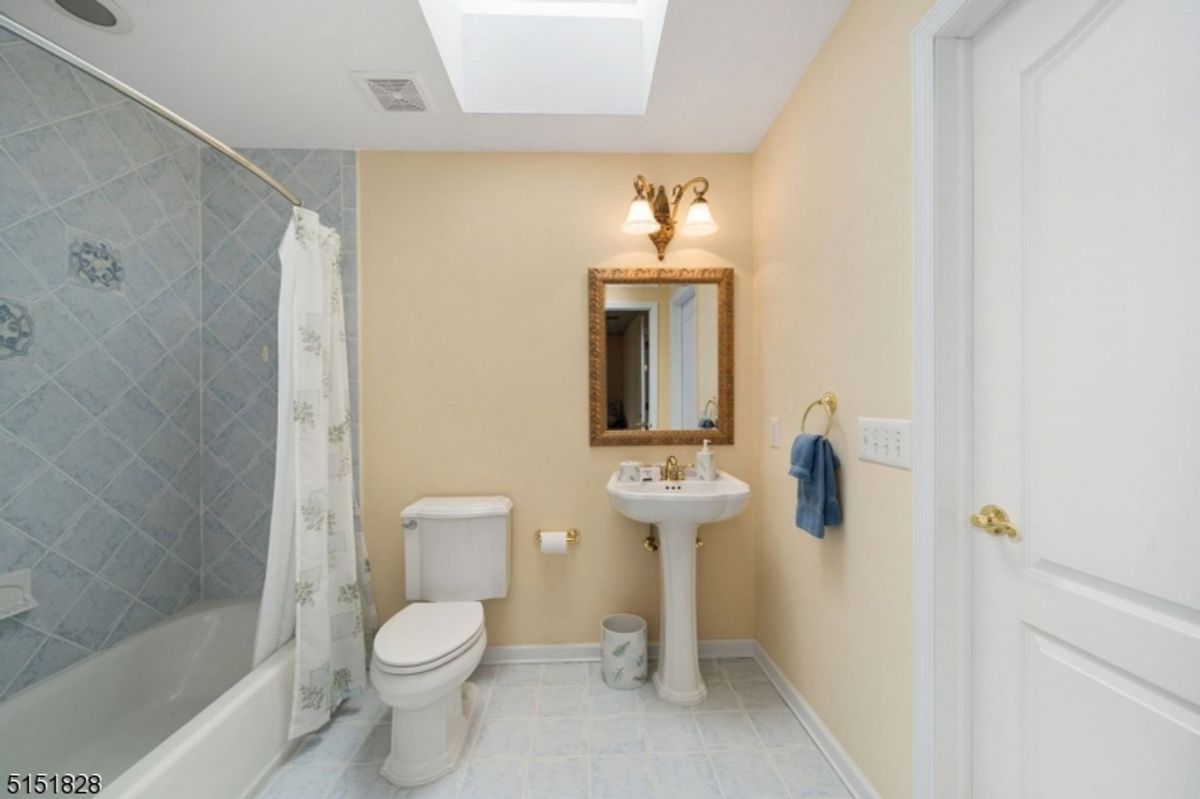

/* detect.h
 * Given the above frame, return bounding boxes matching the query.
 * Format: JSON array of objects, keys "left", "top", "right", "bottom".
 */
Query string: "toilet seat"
[{"left": 373, "top": 601, "right": 485, "bottom": 676}]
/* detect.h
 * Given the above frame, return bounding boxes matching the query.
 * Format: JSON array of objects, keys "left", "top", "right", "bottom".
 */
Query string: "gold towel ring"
[{"left": 800, "top": 391, "right": 838, "bottom": 435}]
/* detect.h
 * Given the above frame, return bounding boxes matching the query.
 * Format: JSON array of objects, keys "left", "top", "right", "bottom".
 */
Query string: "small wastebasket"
[{"left": 601, "top": 613, "right": 647, "bottom": 690}]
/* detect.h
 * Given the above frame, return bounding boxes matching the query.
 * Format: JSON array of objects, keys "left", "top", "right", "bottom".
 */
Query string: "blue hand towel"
[{"left": 788, "top": 434, "right": 843, "bottom": 538}]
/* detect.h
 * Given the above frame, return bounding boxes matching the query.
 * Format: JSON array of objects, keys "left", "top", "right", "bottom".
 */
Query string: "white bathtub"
[{"left": 0, "top": 600, "right": 296, "bottom": 798}]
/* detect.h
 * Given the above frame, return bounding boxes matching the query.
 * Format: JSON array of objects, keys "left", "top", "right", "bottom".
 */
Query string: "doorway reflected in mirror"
[
  {"left": 603, "top": 284, "right": 718, "bottom": 432},
  {"left": 589, "top": 267, "right": 733, "bottom": 446}
]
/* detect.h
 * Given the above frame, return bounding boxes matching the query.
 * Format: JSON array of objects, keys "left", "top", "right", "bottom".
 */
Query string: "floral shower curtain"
[{"left": 252, "top": 207, "right": 377, "bottom": 739}]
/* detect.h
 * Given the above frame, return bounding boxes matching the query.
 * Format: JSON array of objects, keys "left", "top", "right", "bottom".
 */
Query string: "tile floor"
[{"left": 255, "top": 658, "right": 850, "bottom": 799}]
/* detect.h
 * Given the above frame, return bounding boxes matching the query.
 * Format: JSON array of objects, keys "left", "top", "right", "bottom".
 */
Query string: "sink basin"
[
  {"left": 606, "top": 471, "right": 750, "bottom": 525},
  {"left": 606, "top": 469, "right": 751, "bottom": 705}
]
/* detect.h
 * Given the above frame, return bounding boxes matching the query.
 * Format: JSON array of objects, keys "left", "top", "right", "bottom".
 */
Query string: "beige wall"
[
  {"left": 751, "top": 0, "right": 932, "bottom": 796},
  {"left": 359, "top": 152, "right": 754, "bottom": 646}
]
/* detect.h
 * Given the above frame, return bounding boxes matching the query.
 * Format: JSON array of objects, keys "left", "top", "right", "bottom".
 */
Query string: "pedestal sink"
[{"left": 606, "top": 471, "right": 750, "bottom": 704}]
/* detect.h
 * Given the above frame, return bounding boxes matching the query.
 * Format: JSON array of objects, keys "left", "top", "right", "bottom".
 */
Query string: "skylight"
[{"left": 417, "top": 0, "right": 669, "bottom": 115}]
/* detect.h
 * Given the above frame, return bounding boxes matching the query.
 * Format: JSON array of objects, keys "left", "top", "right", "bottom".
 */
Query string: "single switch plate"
[
  {"left": 768, "top": 417, "right": 781, "bottom": 449},
  {"left": 857, "top": 418, "right": 913, "bottom": 469}
]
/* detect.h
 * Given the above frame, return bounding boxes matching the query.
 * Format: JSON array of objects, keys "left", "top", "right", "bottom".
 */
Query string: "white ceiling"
[{"left": 0, "top": 0, "right": 849, "bottom": 152}]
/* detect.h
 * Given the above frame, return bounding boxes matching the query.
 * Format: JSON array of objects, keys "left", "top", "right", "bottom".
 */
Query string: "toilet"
[{"left": 370, "top": 496, "right": 512, "bottom": 788}]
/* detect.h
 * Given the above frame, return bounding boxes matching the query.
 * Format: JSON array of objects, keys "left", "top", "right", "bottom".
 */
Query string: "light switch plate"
[
  {"left": 857, "top": 418, "right": 913, "bottom": 469},
  {"left": 768, "top": 417, "right": 781, "bottom": 449}
]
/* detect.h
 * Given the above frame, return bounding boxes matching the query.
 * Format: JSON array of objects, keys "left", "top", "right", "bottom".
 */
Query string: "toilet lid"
[{"left": 373, "top": 601, "right": 484, "bottom": 674}]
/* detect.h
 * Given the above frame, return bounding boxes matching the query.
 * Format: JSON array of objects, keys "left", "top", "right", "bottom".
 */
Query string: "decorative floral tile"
[
  {"left": 68, "top": 235, "right": 124, "bottom": 291},
  {"left": 0, "top": 299, "right": 33, "bottom": 359}
]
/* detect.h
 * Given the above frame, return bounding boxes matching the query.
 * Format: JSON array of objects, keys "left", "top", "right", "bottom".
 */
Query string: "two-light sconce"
[{"left": 622, "top": 174, "right": 718, "bottom": 260}]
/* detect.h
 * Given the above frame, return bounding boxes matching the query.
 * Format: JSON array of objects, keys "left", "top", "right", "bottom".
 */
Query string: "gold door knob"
[{"left": 970, "top": 504, "right": 1021, "bottom": 541}]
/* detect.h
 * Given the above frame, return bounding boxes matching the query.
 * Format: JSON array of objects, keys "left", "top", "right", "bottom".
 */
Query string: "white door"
[
  {"left": 622, "top": 313, "right": 647, "bottom": 428},
  {"left": 638, "top": 315, "right": 650, "bottom": 428},
  {"left": 672, "top": 288, "right": 697, "bottom": 427},
  {"left": 972, "top": 0, "right": 1200, "bottom": 796}
]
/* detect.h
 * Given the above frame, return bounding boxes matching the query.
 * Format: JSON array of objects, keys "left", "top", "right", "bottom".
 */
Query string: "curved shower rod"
[{"left": 0, "top": 13, "right": 303, "bottom": 208}]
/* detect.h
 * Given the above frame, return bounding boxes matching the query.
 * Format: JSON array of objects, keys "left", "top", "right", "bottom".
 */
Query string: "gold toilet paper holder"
[{"left": 534, "top": 528, "right": 580, "bottom": 546}]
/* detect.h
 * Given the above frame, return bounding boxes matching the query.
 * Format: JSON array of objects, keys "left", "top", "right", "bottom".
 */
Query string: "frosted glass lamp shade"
[
  {"left": 622, "top": 198, "right": 660, "bottom": 235},
  {"left": 682, "top": 197, "right": 717, "bottom": 236}
]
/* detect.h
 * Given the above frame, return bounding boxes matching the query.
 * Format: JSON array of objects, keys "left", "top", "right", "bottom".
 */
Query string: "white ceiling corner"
[{"left": 0, "top": 0, "right": 850, "bottom": 152}]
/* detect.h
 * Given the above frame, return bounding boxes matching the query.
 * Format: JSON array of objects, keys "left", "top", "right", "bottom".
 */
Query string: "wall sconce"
[{"left": 621, "top": 175, "right": 718, "bottom": 260}]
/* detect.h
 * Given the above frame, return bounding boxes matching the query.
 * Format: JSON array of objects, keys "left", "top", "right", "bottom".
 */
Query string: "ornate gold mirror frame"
[{"left": 589, "top": 267, "right": 734, "bottom": 446}]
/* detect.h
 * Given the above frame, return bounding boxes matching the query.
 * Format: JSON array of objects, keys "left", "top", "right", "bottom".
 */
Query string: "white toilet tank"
[{"left": 402, "top": 496, "right": 512, "bottom": 601}]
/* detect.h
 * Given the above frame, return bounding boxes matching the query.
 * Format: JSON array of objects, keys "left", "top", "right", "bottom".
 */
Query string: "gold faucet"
[{"left": 662, "top": 455, "right": 686, "bottom": 482}]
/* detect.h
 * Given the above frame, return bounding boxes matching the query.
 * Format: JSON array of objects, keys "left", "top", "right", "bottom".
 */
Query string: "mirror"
[{"left": 589, "top": 267, "right": 733, "bottom": 445}]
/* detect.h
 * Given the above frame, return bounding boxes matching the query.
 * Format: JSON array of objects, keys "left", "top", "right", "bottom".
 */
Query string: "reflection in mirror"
[
  {"left": 589, "top": 267, "right": 732, "bottom": 446},
  {"left": 604, "top": 284, "right": 719, "bottom": 431}
]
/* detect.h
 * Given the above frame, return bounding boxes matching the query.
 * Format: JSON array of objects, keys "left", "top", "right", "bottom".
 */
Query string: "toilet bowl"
[
  {"left": 370, "top": 496, "right": 512, "bottom": 788},
  {"left": 370, "top": 601, "right": 487, "bottom": 786}
]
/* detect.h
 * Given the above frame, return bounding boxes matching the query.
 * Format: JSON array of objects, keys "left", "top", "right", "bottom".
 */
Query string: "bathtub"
[{"left": 0, "top": 600, "right": 296, "bottom": 798}]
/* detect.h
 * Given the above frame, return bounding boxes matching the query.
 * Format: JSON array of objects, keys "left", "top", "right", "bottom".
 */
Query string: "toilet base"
[{"left": 380, "top": 681, "right": 479, "bottom": 788}]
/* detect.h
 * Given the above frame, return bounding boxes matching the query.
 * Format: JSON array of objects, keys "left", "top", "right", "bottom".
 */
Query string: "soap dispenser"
[{"left": 697, "top": 439, "right": 716, "bottom": 481}]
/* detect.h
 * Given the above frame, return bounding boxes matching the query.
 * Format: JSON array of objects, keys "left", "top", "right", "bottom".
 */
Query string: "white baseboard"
[
  {"left": 482, "top": 638, "right": 756, "bottom": 665},
  {"left": 482, "top": 643, "right": 599, "bottom": 664},
  {"left": 753, "top": 643, "right": 880, "bottom": 799}
]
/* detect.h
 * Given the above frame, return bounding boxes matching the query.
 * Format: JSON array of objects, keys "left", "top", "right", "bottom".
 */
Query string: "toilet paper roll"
[{"left": 539, "top": 531, "right": 569, "bottom": 555}]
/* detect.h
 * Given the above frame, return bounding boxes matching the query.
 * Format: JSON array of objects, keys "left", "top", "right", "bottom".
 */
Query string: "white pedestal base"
[
  {"left": 380, "top": 682, "right": 479, "bottom": 788},
  {"left": 654, "top": 521, "right": 707, "bottom": 705}
]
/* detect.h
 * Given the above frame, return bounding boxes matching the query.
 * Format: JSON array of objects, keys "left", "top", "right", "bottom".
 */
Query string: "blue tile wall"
[
  {"left": 198, "top": 148, "right": 358, "bottom": 600},
  {"left": 0, "top": 31, "right": 359, "bottom": 700},
  {"left": 0, "top": 34, "right": 203, "bottom": 700}
]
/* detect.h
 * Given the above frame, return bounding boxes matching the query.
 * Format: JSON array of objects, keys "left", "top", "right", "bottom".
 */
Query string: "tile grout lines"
[
  {"left": 0, "top": 39, "right": 208, "bottom": 697},
  {"left": 196, "top": 148, "right": 352, "bottom": 600},
  {"left": 258, "top": 659, "right": 849, "bottom": 799}
]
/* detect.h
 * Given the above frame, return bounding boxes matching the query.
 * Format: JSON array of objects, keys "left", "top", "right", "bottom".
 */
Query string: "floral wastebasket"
[{"left": 601, "top": 613, "right": 647, "bottom": 690}]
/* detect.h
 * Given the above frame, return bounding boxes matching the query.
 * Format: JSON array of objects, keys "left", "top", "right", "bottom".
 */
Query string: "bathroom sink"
[
  {"left": 605, "top": 469, "right": 750, "bottom": 706},
  {"left": 605, "top": 471, "right": 750, "bottom": 525}
]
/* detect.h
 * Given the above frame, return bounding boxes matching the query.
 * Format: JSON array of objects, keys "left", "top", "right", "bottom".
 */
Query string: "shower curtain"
[{"left": 253, "top": 207, "right": 377, "bottom": 739}]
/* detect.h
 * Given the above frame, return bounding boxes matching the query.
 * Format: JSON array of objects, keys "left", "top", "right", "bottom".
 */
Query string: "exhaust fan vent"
[{"left": 362, "top": 77, "right": 428, "bottom": 112}]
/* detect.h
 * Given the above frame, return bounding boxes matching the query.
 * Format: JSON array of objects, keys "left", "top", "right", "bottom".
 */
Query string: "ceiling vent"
[{"left": 355, "top": 74, "right": 430, "bottom": 113}]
